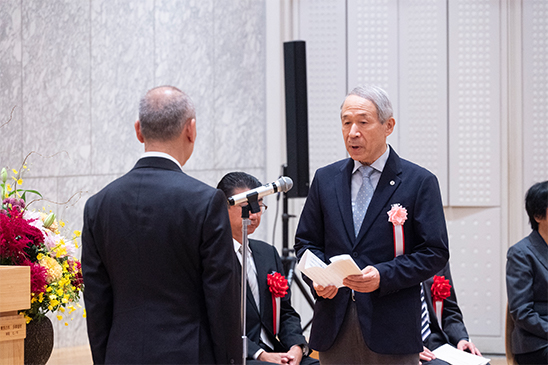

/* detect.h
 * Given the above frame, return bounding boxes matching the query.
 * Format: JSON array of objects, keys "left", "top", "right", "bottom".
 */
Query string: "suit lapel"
[
  {"left": 335, "top": 159, "right": 356, "bottom": 244},
  {"left": 528, "top": 231, "right": 548, "bottom": 272},
  {"left": 356, "top": 147, "right": 402, "bottom": 243},
  {"left": 250, "top": 241, "right": 274, "bottom": 333}
]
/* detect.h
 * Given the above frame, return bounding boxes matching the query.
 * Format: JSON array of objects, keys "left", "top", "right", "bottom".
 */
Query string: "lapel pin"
[{"left": 390, "top": 180, "right": 395, "bottom": 186}]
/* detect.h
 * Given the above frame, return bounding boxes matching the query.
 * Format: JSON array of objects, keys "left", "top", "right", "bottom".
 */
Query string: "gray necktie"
[
  {"left": 239, "top": 246, "right": 260, "bottom": 308},
  {"left": 353, "top": 165, "right": 375, "bottom": 236}
]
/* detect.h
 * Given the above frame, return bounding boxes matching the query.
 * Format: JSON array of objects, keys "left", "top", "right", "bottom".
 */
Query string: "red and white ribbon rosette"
[
  {"left": 387, "top": 204, "right": 407, "bottom": 257},
  {"left": 267, "top": 272, "right": 288, "bottom": 335},
  {"left": 431, "top": 275, "right": 451, "bottom": 326}
]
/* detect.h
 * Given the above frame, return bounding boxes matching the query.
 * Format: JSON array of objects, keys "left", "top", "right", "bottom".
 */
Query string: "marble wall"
[{"left": 0, "top": 0, "right": 267, "bottom": 348}]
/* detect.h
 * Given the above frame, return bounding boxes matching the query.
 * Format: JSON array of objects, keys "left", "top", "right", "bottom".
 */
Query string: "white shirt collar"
[
  {"left": 140, "top": 151, "right": 183, "bottom": 172},
  {"left": 233, "top": 238, "right": 252, "bottom": 256},
  {"left": 352, "top": 144, "right": 391, "bottom": 174}
]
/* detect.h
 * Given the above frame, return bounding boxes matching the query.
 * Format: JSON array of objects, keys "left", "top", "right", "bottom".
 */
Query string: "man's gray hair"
[
  {"left": 345, "top": 85, "right": 393, "bottom": 124},
  {"left": 138, "top": 86, "right": 195, "bottom": 141}
]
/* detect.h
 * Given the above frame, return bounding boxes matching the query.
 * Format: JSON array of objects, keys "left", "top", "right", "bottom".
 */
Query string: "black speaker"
[{"left": 284, "top": 40, "right": 309, "bottom": 198}]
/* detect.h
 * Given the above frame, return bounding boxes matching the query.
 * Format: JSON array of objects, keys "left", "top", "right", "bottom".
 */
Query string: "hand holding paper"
[
  {"left": 297, "top": 249, "right": 362, "bottom": 288},
  {"left": 343, "top": 265, "right": 380, "bottom": 293}
]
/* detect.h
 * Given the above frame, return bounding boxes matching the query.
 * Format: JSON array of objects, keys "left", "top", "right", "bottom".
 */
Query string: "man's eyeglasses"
[{"left": 234, "top": 202, "right": 268, "bottom": 214}]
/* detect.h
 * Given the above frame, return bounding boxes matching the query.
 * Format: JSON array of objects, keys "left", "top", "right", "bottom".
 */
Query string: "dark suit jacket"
[
  {"left": 245, "top": 239, "right": 307, "bottom": 358},
  {"left": 295, "top": 147, "right": 449, "bottom": 355},
  {"left": 423, "top": 263, "right": 469, "bottom": 351},
  {"left": 506, "top": 230, "right": 548, "bottom": 355},
  {"left": 82, "top": 157, "right": 241, "bottom": 364}
]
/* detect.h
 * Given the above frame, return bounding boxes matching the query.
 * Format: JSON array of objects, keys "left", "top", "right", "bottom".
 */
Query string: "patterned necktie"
[
  {"left": 239, "top": 246, "right": 260, "bottom": 308},
  {"left": 421, "top": 283, "right": 431, "bottom": 342},
  {"left": 352, "top": 165, "right": 375, "bottom": 237}
]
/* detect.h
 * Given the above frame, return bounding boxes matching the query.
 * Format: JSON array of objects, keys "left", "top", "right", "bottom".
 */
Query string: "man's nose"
[{"left": 349, "top": 123, "right": 360, "bottom": 137}]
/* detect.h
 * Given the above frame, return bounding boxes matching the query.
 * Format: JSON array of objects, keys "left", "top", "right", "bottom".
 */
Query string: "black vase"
[{"left": 24, "top": 316, "right": 54, "bottom": 365}]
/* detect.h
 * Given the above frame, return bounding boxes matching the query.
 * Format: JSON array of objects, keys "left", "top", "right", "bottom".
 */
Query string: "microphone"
[{"left": 228, "top": 176, "right": 293, "bottom": 206}]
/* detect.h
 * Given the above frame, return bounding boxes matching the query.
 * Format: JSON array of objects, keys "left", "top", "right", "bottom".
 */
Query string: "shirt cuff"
[{"left": 253, "top": 348, "right": 265, "bottom": 360}]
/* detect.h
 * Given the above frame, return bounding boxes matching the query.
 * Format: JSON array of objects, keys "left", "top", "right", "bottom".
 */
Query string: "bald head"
[{"left": 138, "top": 86, "right": 195, "bottom": 142}]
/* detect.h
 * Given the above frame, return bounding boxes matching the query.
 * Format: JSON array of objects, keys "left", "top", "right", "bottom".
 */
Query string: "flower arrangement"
[
  {"left": 267, "top": 272, "right": 288, "bottom": 335},
  {"left": 0, "top": 165, "right": 84, "bottom": 325}
]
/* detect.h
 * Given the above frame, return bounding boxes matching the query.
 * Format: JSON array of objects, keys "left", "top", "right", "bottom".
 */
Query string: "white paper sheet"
[
  {"left": 432, "top": 344, "right": 490, "bottom": 365},
  {"left": 296, "top": 249, "right": 362, "bottom": 288}
]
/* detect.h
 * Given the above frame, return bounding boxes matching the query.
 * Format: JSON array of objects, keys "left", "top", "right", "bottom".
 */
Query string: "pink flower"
[{"left": 387, "top": 204, "right": 407, "bottom": 226}]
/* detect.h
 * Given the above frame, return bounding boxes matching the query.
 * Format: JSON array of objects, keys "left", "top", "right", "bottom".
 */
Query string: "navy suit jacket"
[
  {"left": 295, "top": 147, "right": 449, "bottom": 355},
  {"left": 244, "top": 239, "right": 307, "bottom": 357},
  {"left": 506, "top": 230, "right": 548, "bottom": 355},
  {"left": 82, "top": 157, "right": 241, "bottom": 364},
  {"left": 423, "top": 263, "right": 469, "bottom": 351}
]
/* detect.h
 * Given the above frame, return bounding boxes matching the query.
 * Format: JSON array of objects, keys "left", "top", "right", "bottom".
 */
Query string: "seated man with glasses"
[{"left": 217, "top": 172, "right": 318, "bottom": 365}]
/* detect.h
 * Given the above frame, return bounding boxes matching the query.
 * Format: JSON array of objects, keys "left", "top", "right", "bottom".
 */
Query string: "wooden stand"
[{"left": 0, "top": 266, "right": 30, "bottom": 365}]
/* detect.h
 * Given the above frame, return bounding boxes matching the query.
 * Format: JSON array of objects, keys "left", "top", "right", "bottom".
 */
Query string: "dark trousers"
[
  {"left": 515, "top": 346, "right": 548, "bottom": 365},
  {"left": 319, "top": 301, "right": 419, "bottom": 364}
]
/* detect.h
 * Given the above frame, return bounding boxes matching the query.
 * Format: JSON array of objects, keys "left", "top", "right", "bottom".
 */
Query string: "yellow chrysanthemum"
[
  {"left": 39, "top": 256, "right": 63, "bottom": 283},
  {"left": 36, "top": 253, "right": 45, "bottom": 260}
]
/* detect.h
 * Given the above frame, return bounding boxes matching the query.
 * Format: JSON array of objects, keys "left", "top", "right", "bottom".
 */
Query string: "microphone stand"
[{"left": 240, "top": 193, "right": 261, "bottom": 365}]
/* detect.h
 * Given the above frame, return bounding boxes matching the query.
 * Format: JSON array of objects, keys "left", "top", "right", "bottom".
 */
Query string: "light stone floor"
[{"left": 46, "top": 345, "right": 509, "bottom": 365}]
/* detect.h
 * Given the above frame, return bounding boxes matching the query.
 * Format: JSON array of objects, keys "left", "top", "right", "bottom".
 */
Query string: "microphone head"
[{"left": 279, "top": 176, "right": 293, "bottom": 193}]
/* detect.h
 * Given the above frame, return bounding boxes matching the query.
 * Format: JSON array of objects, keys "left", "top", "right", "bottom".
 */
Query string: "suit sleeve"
[
  {"left": 200, "top": 189, "right": 242, "bottom": 364},
  {"left": 294, "top": 172, "right": 326, "bottom": 297},
  {"left": 506, "top": 244, "right": 548, "bottom": 338},
  {"left": 376, "top": 173, "right": 449, "bottom": 296},
  {"left": 438, "top": 265, "right": 469, "bottom": 346},
  {"left": 273, "top": 247, "right": 308, "bottom": 350},
  {"left": 81, "top": 199, "right": 113, "bottom": 365}
]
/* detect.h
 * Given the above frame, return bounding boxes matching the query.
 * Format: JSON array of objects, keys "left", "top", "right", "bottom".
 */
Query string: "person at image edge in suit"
[
  {"left": 506, "top": 180, "right": 548, "bottom": 365},
  {"left": 294, "top": 85, "right": 450, "bottom": 364},
  {"left": 217, "top": 172, "right": 319, "bottom": 365},
  {"left": 419, "top": 263, "right": 483, "bottom": 365},
  {"left": 82, "top": 86, "right": 241, "bottom": 364}
]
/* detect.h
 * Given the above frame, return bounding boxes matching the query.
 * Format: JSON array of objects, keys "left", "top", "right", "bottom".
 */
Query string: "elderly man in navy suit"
[
  {"left": 82, "top": 86, "right": 241, "bottom": 364},
  {"left": 295, "top": 85, "right": 449, "bottom": 364}
]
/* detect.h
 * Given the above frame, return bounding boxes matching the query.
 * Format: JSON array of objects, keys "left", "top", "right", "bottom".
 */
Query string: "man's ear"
[
  {"left": 385, "top": 117, "right": 395, "bottom": 137},
  {"left": 135, "top": 120, "right": 145, "bottom": 143},
  {"left": 185, "top": 118, "right": 197, "bottom": 143}
]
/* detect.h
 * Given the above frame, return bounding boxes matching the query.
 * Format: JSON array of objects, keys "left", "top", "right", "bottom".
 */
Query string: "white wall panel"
[
  {"left": 448, "top": 0, "right": 501, "bottom": 206},
  {"left": 399, "top": 0, "right": 449, "bottom": 204},
  {"left": 445, "top": 207, "right": 502, "bottom": 337},
  {"left": 299, "top": 0, "right": 348, "bottom": 175},
  {"left": 347, "top": 0, "right": 400, "bottom": 150},
  {"left": 523, "top": 0, "right": 548, "bottom": 188}
]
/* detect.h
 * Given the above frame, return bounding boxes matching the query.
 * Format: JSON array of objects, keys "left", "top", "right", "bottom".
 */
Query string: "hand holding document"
[
  {"left": 432, "top": 344, "right": 490, "bottom": 365},
  {"left": 297, "top": 249, "right": 362, "bottom": 288}
]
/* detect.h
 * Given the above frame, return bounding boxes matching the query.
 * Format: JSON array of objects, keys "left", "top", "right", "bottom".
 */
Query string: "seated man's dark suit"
[
  {"left": 422, "top": 264, "right": 471, "bottom": 364},
  {"left": 295, "top": 147, "right": 449, "bottom": 355},
  {"left": 245, "top": 238, "right": 318, "bottom": 365}
]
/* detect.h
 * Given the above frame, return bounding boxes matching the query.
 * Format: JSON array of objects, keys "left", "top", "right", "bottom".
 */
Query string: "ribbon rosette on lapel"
[
  {"left": 387, "top": 203, "right": 407, "bottom": 257},
  {"left": 267, "top": 272, "right": 288, "bottom": 335},
  {"left": 431, "top": 275, "right": 451, "bottom": 325}
]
